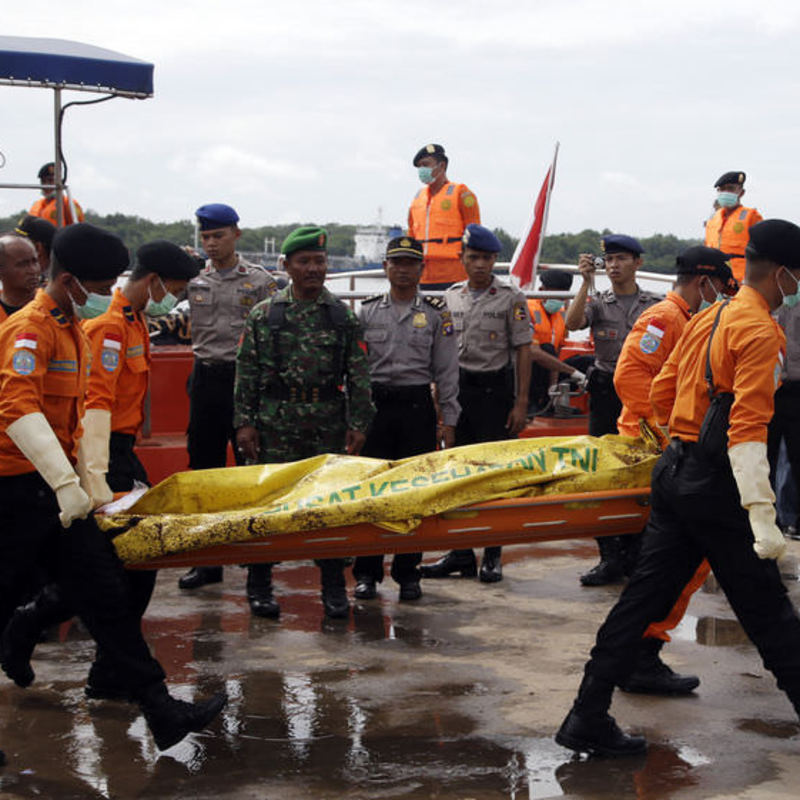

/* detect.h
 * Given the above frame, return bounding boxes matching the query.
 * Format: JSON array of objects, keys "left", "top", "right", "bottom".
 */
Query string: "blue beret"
[
  {"left": 195, "top": 203, "right": 239, "bottom": 231},
  {"left": 601, "top": 234, "right": 644, "bottom": 256},
  {"left": 462, "top": 223, "right": 502, "bottom": 254}
]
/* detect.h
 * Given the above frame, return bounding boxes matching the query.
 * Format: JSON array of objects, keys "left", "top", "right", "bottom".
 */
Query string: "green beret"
[{"left": 281, "top": 226, "right": 328, "bottom": 256}]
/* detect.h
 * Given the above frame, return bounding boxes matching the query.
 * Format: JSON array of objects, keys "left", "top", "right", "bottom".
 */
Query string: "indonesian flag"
[
  {"left": 102, "top": 333, "right": 123, "bottom": 351},
  {"left": 510, "top": 142, "right": 559, "bottom": 290},
  {"left": 14, "top": 333, "right": 38, "bottom": 350}
]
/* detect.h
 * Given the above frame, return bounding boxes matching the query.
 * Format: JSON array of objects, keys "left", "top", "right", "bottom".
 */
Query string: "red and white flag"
[{"left": 510, "top": 142, "right": 559, "bottom": 290}]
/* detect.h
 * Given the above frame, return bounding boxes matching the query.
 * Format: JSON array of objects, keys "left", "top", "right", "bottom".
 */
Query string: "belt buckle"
[
  {"left": 312, "top": 387, "right": 319, "bottom": 402},
  {"left": 289, "top": 386, "right": 297, "bottom": 402}
]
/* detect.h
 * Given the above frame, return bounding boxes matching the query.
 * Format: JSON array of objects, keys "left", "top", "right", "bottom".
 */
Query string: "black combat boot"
[
  {"left": 419, "top": 550, "right": 477, "bottom": 579},
  {"left": 139, "top": 683, "right": 227, "bottom": 751},
  {"left": 555, "top": 674, "right": 647, "bottom": 757},
  {"left": 619, "top": 637, "right": 700, "bottom": 695},
  {"left": 353, "top": 576, "right": 378, "bottom": 600},
  {"left": 580, "top": 537, "right": 626, "bottom": 586},
  {"left": 246, "top": 564, "right": 280, "bottom": 618},
  {"left": 479, "top": 547, "right": 503, "bottom": 583},
  {"left": 1, "top": 585, "right": 72, "bottom": 688},
  {"left": 178, "top": 566, "right": 223, "bottom": 590},
  {"left": 318, "top": 560, "right": 350, "bottom": 619}
]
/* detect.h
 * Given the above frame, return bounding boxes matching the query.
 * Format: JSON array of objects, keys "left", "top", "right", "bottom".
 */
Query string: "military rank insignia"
[{"left": 413, "top": 312, "right": 428, "bottom": 328}]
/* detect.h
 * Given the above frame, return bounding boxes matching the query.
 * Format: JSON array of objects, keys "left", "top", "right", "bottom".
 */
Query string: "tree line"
[{"left": 1, "top": 210, "right": 700, "bottom": 273}]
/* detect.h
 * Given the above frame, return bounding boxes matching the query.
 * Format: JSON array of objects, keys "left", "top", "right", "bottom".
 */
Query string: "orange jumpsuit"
[
  {"left": 528, "top": 298, "right": 567, "bottom": 350},
  {"left": 615, "top": 290, "right": 708, "bottom": 642},
  {"left": 704, "top": 205, "right": 762, "bottom": 284},
  {"left": 408, "top": 181, "right": 480, "bottom": 285},
  {"left": 0, "top": 289, "right": 88, "bottom": 475},
  {"left": 83, "top": 289, "right": 151, "bottom": 435},
  {"left": 29, "top": 196, "right": 85, "bottom": 227}
]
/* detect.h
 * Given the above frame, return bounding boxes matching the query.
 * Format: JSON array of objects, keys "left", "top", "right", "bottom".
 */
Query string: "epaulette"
[
  {"left": 49, "top": 306, "right": 69, "bottom": 326},
  {"left": 362, "top": 294, "right": 382, "bottom": 304},
  {"left": 422, "top": 295, "right": 446, "bottom": 310},
  {"left": 122, "top": 305, "right": 136, "bottom": 323}
]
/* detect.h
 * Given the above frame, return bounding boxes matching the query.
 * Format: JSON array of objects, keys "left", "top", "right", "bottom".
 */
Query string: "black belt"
[
  {"left": 371, "top": 383, "right": 431, "bottom": 403},
  {"left": 263, "top": 384, "right": 343, "bottom": 402},
  {"left": 196, "top": 359, "right": 235, "bottom": 371},
  {"left": 420, "top": 236, "right": 463, "bottom": 244},
  {"left": 459, "top": 367, "right": 510, "bottom": 388}
]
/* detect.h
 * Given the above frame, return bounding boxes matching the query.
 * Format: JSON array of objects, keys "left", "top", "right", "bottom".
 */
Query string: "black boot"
[
  {"left": 479, "top": 547, "right": 503, "bottom": 583},
  {"left": 555, "top": 674, "right": 646, "bottom": 757},
  {"left": 419, "top": 550, "right": 477, "bottom": 579},
  {"left": 354, "top": 576, "right": 378, "bottom": 600},
  {"left": 246, "top": 564, "right": 280, "bottom": 618},
  {"left": 620, "top": 533, "right": 642, "bottom": 578},
  {"left": 619, "top": 637, "right": 700, "bottom": 695},
  {"left": 178, "top": 566, "right": 223, "bottom": 590},
  {"left": 1, "top": 584, "right": 72, "bottom": 688},
  {"left": 139, "top": 683, "right": 227, "bottom": 751},
  {"left": 318, "top": 560, "right": 350, "bottom": 619},
  {"left": 580, "top": 537, "right": 626, "bottom": 586}
]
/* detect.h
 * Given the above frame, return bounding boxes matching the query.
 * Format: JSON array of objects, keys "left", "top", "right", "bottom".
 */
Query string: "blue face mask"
[
  {"left": 543, "top": 299, "right": 565, "bottom": 314},
  {"left": 698, "top": 279, "right": 723, "bottom": 312},
  {"left": 145, "top": 277, "right": 178, "bottom": 317},
  {"left": 717, "top": 191, "right": 740, "bottom": 209},
  {"left": 778, "top": 268, "right": 800, "bottom": 309},
  {"left": 418, "top": 166, "right": 435, "bottom": 185},
  {"left": 72, "top": 278, "right": 112, "bottom": 319}
]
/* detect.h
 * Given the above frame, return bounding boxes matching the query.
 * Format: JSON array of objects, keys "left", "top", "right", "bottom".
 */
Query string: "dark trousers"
[
  {"left": 768, "top": 381, "right": 800, "bottom": 527},
  {"left": 587, "top": 368, "right": 621, "bottom": 437},
  {"left": 353, "top": 386, "right": 437, "bottom": 584},
  {"left": 583, "top": 442, "right": 800, "bottom": 711},
  {"left": 0, "top": 473, "right": 165, "bottom": 694},
  {"left": 187, "top": 360, "right": 244, "bottom": 470}
]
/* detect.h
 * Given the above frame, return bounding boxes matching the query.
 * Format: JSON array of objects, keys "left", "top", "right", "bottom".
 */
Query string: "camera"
[{"left": 592, "top": 255, "right": 605, "bottom": 270}]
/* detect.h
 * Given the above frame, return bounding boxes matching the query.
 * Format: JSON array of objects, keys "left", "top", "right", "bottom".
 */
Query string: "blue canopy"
[{"left": 0, "top": 36, "right": 153, "bottom": 97}]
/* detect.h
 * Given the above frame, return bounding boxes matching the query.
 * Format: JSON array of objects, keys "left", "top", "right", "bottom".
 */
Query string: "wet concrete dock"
[{"left": 2, "top": 540, "right": 800, "bottom": 799}]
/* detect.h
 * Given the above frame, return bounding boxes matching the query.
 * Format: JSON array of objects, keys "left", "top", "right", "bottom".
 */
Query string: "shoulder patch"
[
  {"left": 513, "top": 303, "right": 527, "bottom": 321},
  {"left": 462, "top": 193, "right": 476, "bottom": 208},
  {"left": 422, "top": 295, "right": 446, "bottom": 310},
  {"left": 362, "top": 294, "right": 383, "bottom": 304}
]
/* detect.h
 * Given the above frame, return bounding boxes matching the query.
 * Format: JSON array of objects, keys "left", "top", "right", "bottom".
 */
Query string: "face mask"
[
  {"left": 418, "top": 166, "right": 435, "bottom": 184},
  {"left": 778, "top": 268, "right": 800, "bottom": 309},
  {"left": 145, "top": 277, "right": 178, "bottom": 317},
  {"left": 543, "top": 299, "right": 565, "bottom": 314},
  {"left": 72, "top": 278, "right": 112, "bottom": 319},
  {"left": 697, "top": 279, "right": 723, "bottom": 312},
  {"left": 716, "top": 191, "right": 740, "bottom": 209}
]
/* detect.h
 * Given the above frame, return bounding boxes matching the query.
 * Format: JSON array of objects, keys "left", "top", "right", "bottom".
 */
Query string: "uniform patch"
[
  {"left": 102, "top": 335, "right": 122, "bottom": 351},
  {"left": 462, "top": 194, "right": 476, "bottom": 208},
  {"left": 412, "top": 312, "right": 427, "bottom": 328},
  {"left": 14, "top": 333, "right": 38, "bottom": 350},
  {"left": 441, "top": 199, "right": 452, "bottom": 211},
  {"left": 12, "top": 350, "right": 35, "bottom": 375},
  {"left": 513, "top": 304, "right": 526, "bottom": 321},
  {"left": 441, "top": 311, "right": 454, "bottom": 336},
  {"left": 733, "top": 222, "right": 744, "bottom": 234},
  {"left": 639, "top": 333, "right": 661, "bottom": 354},
  {"left": 101, "top": 349, "right": 120, "bottom": 371}
]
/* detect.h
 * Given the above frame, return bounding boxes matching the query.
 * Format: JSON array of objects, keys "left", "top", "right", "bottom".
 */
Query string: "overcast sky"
[{"left": 1, "top": 1, "right": 799, "bottom": 242}]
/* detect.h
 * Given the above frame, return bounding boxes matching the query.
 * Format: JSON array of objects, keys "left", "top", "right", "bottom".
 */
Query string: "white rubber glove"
[
  {"left": 76, "top": 408, "right": 113, "bottom": 508},
  {"left": 570, "top": 370, "right": 587, "bottom": 389},
  {"left": 728, "top": 441, "right": 786, "bottom": 560},
  {"left": 7, "top": 412, "right": 92, "bottom": 528}
]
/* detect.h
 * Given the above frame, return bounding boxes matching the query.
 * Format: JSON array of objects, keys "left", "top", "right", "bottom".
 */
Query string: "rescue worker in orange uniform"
[
  {"left": 612, "top": 245, "right": 736, "bottom": 696},
  {"left": 704, "top": 171, "right": 762, "bottom": 284},
  {"left": 408, "top": 143, "right": 481, "bottom": 289},
  {"left": 28, "top": 162, "right": 84, "bottom": 227},
  {"left": 0, "top": 234, "right": 40, "bottom": 324},
  {"left": 0, "top": 224, "right": 226, "bottom": 757},
  {"left": 556, "top": 219, "right": 800, "bottom": 758},
  {"left": 527, "top": 268, "right": 588, "bottom": 414}
]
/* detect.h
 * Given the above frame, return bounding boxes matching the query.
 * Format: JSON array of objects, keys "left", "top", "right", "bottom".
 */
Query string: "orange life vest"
[
  {"left": 29, "top": 195, "right": 84, "bottom": 227},
  {"left": 527, "top": 298, "right": 566, "bottom": 351},
  {"left": 704, "top": 205, "right": 762, "bottom": 283}
]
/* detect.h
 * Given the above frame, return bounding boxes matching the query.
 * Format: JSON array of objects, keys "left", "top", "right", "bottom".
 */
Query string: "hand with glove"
[
  {"left": 639, "top": 417, "right": 670, "bottom": 452},
  {"left": 728, "top": 440, "right": 786, "bottom": 560},
  {"left": 76, "top": 408, "right": 113, "bottom": 508},
  {"left": 6, "top": 412, "right": 92, "bottom": 527},
  {"left": 570, "top": 370, "right": 588, "bottom": 390}
]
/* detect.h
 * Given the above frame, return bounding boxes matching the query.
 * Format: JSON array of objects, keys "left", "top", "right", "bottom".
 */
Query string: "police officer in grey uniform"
[
  {"left": 178, "top": 203, "right": 279, "bottom": 613},
  {"left": 421, "top": 224, "right": 532, "bottom": 583},
  {"left": 353, "top": 236, "right": 460, "bottom": 601},
  {"left": 565, "top": 233, "right": 659, "bottom": 586}
]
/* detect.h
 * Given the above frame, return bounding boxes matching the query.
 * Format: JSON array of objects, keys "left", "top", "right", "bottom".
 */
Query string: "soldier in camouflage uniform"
[{"left": 234, "top": 226, "right": 375, "bottom": 619}]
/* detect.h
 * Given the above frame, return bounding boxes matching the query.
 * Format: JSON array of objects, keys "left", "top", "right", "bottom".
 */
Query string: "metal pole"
[{"left": 53, "top": 87, "right": 64, "bottom": 227}]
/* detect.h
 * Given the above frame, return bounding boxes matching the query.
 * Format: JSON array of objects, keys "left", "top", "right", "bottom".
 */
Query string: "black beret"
[
  {"left": 714, "top": 171, "right": 745, "bottom": 188},
  {"left": 539, "top": 268, "right": 573, "bottom": 290},
  {"left": 136, "top": 240, "right": 201, "bottom": 280},
  {"left": 413, "top": 143, "right": 446, "bottom": 166},
  {"left": 675, "top": 246, "right": 731, "bottom": 277},
  {"left": 15, "top": 215, "right": 56, "bottom": 252},
  {"left": 746, "top": 219, "right": 800, "bottom": 271},
  {"left": 52, "top": 223, "right": 129, "bottom": 280},
  {"left": 386, "top": 236, "right": 423, "bottom": 260},
  {"left": 37, "top": 162, "right": 55, "bottom": 180}
]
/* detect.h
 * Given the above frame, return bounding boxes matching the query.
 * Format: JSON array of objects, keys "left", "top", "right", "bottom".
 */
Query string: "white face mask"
[{"left": 144, "top": 276, "right": 178, "bottom": 316}]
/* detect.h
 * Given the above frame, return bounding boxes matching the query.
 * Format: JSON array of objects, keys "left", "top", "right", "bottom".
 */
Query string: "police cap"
[
  {"left": 413, "top": 143, "right": 446, "bottom": 166},
  {"left": 462, "top": 223, "right": 502, "bottom": 253},
  {"left": 15, "top": 215, "right": 56, "bottom": 252},
  {"left": 52, "top": 223, "right": 129, "bottom": 280},
  {"left": 601, "top": 234, "right": 644, "bottom": 256},
  {"left": 539, "top": 268, "right": 573, "bottom": 291},
  {"left": 746, "top": 219, "right": 800, "bottom": 271},
  {"left": 714, "top": 171, "right": 746, "bottom": 188},
  {"left": 386, "top": 236, "right": 423, "bottom": 260},
  {"left": 281, "top": 226, "right": 328, "bottom": 256},
  {"left": 37, "top": 162, "right": 56, "bottom": 181},
  {"left": 136, "top": 240, "right": 201, "bottom": 280},
  {"left": 195, "top": 203, "right": 240, "bottom": 231}
]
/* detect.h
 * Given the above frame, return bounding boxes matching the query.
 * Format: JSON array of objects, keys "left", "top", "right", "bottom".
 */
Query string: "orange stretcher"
[{"left": 127, "top": 487, "right": 650, "bottom": 569}]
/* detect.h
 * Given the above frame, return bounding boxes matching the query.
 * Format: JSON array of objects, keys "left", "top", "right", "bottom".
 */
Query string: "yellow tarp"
[{"left": 101, "top": 435, "right": 658, "bottom": 564}]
